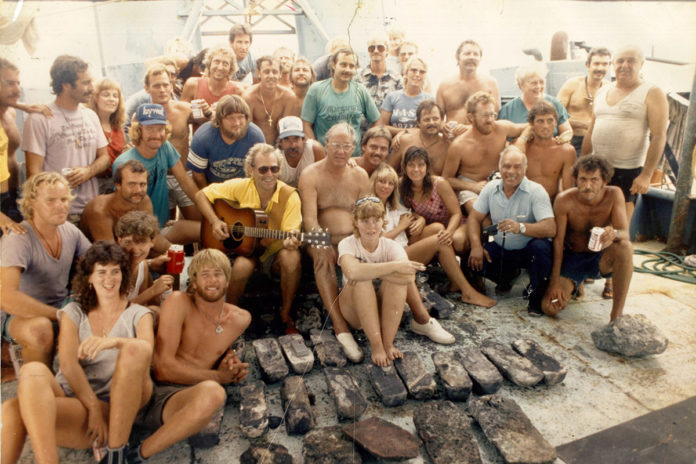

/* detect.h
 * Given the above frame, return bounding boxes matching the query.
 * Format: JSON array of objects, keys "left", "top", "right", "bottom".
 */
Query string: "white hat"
[{"left": 278, "top": 116, "right": 304, "bottom": 139}]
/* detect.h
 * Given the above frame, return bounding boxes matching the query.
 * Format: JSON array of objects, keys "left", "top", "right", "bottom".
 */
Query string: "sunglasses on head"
[
  {"left": 355, "top": 196, "right": 381, "bottom": 206},
  {"left": 368, "top": 44, "right": 386, "bottom": 53},
  {"left": 256, "top": 165, "right": 280, "bottom": 174}
]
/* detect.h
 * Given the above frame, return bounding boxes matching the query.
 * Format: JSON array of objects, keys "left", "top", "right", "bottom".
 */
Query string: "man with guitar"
[{"left": 195, "top": 143, "right": 304, "bottom": 333}]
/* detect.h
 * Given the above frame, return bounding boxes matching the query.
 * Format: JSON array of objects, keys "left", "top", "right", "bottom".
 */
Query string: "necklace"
[
  {"left": 197, "top": 304, "right": 225, "bottom": 334},
  {"left": 57, "top": 106, "right": 86, "bottom": 149},
  {"left": 583, "top": 76, "right": 601, "bottom": 107},
  {"left": 30, "top": 220, "right": 61, "bottom": 259},
  {"left": 259, "top": 90, "right": 276, "bottom": 127},
  {"left": 93, "top": 307, "right": 123, "bottom": 337},
  {"left": 419, "top": 131, "right": 441, "bottom": 150}
]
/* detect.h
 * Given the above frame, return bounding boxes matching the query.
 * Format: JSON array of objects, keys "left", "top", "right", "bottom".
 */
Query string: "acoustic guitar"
[{"left": 201, "top": 200, "right": 331, "bottom": 256}]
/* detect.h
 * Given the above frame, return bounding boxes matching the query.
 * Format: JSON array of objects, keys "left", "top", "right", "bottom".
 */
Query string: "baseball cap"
[
  {"left": 136, "top": 104, "right": 167, "bottom": 125},
  {"left": 278, "top": 116, "right": 304, "bottom": 139}
]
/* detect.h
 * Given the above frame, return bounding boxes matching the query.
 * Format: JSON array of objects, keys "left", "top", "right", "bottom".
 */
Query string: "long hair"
[
  {"left": 370, "top": 163, "right": 402, "bottom": 210},
  {"left": 88, "top": 78, "right": 126, "bottom": 128},
  {"left": 72, "top": 242, "right": 132, "bottom": 313},
  {"left": 399, "top": 146, "right": 433, "bottom": 208}
]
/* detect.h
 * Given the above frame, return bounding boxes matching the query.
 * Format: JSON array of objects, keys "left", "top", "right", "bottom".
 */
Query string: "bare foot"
[
  {"left": 371, "top": 348, "right": 390, "bottom": 367},
  {"left": 462, "top": 291, "right": 497, "bottom": 308},
  {"left": 385, "top": 345, "right": 403, "bottom": 362}
]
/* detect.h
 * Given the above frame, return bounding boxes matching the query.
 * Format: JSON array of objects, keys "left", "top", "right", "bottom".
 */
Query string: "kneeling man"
[{"left": 543, "top": 155, "right": 632, "bottom": 321}]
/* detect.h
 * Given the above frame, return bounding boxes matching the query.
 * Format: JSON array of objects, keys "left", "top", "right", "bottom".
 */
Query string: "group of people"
[{"left": 0, "top": 19, "right": 668, "bottom": 463}]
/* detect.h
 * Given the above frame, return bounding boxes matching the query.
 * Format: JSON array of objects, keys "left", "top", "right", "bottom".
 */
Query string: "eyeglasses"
[
  {"left": 327, "top": 142, "right": 355, "bottom": 152},
  {"left": 256, "top": 165, "right": 280, "bottom": 174},
  {"left": 355, "top": 196, "right": 381, "bottom": 206},
  {"left": 476, "top": 112, "right": 498, "bottom": 120},
  {"left": 368, "top": 45, "right": 386, "bottom": 53}
]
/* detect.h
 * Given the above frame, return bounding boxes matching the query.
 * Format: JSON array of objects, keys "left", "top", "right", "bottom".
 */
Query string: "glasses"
[
  {"left": 368, "top": 44, "right": 386, "bottom": 53},
  {"left": 256, "top": 165, "right": 280, "bottom": 174},
  {"left": 355, "top": 196, "right": 381, "bottom": 206},
  {"left": 476, "top": 112, "right": 498, "bottom": 120},
  {"left": 327, "top": 142, "right": 355, "bottom": 152}
]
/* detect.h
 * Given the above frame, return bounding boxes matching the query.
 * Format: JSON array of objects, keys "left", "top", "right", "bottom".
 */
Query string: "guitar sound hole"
[{"left": 230, "top": 222, "right": 245, "bottom": 240}]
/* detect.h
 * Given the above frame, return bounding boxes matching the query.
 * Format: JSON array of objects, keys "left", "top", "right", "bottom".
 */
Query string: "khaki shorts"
[{"left": 457, "top": 175, "right": 479, "bottom": 206}]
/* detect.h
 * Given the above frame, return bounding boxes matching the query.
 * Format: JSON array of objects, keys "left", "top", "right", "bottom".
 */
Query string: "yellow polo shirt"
[{"left": 202, "top": 178, "right": 302, "bottom": 261}]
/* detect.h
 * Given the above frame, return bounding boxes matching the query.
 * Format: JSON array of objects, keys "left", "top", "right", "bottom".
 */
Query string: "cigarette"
[{"left": 551, "top": 299, "right": 559, "bottom": 304}]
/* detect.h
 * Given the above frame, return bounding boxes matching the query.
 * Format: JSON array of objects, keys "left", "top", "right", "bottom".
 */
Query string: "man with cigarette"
[{"left": 542, "top": 155, "right": 633, "bottom": 321}]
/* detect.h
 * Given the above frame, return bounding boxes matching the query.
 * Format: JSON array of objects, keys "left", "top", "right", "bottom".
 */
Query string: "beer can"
[{"left": 588, "top": 227, "right": 604, "bottom": 252}]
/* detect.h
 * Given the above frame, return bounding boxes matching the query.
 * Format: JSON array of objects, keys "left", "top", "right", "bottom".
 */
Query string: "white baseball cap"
[{"left": 278, "top": 116, "right": 305, "bottom": 139}]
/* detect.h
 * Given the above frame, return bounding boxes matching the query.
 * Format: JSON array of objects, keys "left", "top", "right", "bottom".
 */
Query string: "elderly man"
[
  {"left": 23, "top": 55, "right": 110, "bottom": 222},
  {"left": 187, "top": 95, "right": 265, "bottom": 188},
  {"left": 436, "top": 40, "right": 500, "bottom": 123},
  {"left": 354, "top": 126, "right": 392, "bottom": 178},
  {"left": 1, "top": 172, "right": 91, "bottom": 366},
  {"left": 301, "top": 48, "right": 380, "bottom": 157},
  {"left": 467, "top": 146, "right": 556, "bottom": 313},
  {"left": 388, "top": 100, "right": 450, "bottom": 176},
  {"left": 243, "top": 56, "right": 298, "bottom": 143},
  {"left": 298, "top": 123, "right": 371, "bottom": 362},
  {"left": 195, "top": 144, "right": 302, "bottom": 333},
  {"left": 276, "top": 116, "right": 325, "bottom": 187},
  {"left": 442, "top": 91, "right": 526, "bottom": 213},
  {"left": 543, "top": 155, "right": 632, "bottom": 321},
  {"left": 556, "top": 47, "right": 611, "bottom": 156},
  {"left": 356, "top": 33, "right": 403, "bottom": 111}
]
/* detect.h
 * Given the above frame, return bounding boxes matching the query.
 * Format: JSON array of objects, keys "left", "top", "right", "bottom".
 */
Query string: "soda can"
[
  {"left": 192, "top": 99, "right": 205, "bottom": 119},
  {"left": 166, "top": 245, "right": 185, "bottom": 274},
  {"left": 61, "top": 167, "right": 73, "bottom": 177},
  {"left": 587, "top": 227, "right": 604, "bottom": 252}
]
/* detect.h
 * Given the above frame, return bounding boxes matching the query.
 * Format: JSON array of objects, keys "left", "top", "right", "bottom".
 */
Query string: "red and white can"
[
  {"left": 166, "top": 245, "right": 185, "bottom": 274},
  {"left": 588, "top": 227, "right": 604, "bottom": 252},
  {"left": 192, "top": 99, "right": 205, "bottom": 119}
]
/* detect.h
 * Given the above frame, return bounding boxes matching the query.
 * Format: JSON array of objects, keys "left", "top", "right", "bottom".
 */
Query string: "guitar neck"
[{"left": 243, "top": 226, "right": 299, "bottom": 242}]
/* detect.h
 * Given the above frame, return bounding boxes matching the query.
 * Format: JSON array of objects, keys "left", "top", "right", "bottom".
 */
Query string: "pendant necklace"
[
  {"left": 259, "top": 90, "right": 276, "bottom": 127},
  {"left": 57, "top": 106, "right": 86, "bottom": 148},
  {"left": 197, "top": 304, "right": 225, "bottom": 334},
  {"left": 419, "top": 131, "right": 440, "bottom": 150},
  {"left": 584, "top": 76, "right": 596, "bottom": 107}
]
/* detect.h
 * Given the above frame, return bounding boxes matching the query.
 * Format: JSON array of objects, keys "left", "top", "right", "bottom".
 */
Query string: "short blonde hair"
[
  {"left": 187, "top": 249, "right": 232, "bottom": 294},
  {"left": 244, "top": 143, "right": 283, "bottom": 177},
  {"left": 19, "top": 172, "right": 74, "bottom": 220},
  {"left": 352, "top": 196, "right": 386, "bottom": 237},
  {"left": 403, "top": 56, "right": 427, "bottom": 87},
  {"left": 204, "top": 45, "right": 237, "bottom": 78}
]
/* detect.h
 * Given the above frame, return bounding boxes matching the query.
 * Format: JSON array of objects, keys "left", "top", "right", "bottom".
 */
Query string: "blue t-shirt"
[
  {"left": 473, "top": 177, "right": 554, "bottom": 250},
  {"left": 186, "top": 121, "right": 265, "bottom": 183},
  {"left": 112, "top": 142, "right": 179, "bottom": 227},
  {"left": 381, "top": 90, "right": 434, "bottom": 129},
  {"left": 498, "top": 95, "right": 569, "bottom": 136},
  {"left": 301, "top": 80, "right": 381, "bottom": 157}
]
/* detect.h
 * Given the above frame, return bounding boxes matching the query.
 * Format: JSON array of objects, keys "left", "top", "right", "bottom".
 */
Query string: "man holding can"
[{"left": 542, "top": 155, "right": 633, "bottom": 321}]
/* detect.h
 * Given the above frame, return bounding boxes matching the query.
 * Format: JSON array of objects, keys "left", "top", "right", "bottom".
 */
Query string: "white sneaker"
[
  {"left": 411, "top": 318, "right": 455, "bottom": 344},
  {"left": 336, "top": 332, "right": 364, "bottom": 363}
]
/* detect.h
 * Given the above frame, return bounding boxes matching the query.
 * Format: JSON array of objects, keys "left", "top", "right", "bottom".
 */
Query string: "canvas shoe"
[
  {"left": 336, "top": 332, "right": 364, "bottom": 363},
  {"left": 410, "top": 318, "right": 455, "bottom": 344}
]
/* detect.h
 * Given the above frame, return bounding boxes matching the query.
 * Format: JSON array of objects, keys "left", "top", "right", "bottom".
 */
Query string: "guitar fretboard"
[{"left": 242, "top": 226, "right": 299, "bottom": 241}]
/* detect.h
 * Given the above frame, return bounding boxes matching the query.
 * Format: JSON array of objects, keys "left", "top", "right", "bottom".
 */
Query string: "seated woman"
[
  {"left": 337, "top": 197, "right": 425, "bottom": 366},
  {"left": 115, "top": 211, "right": 173, "bottom": 314},
  {"left": 399, "top": 147, "right": 495, "bottom": 307},
  {"left": 1, "top": 242, "right": 154, "bottom": 464},
  {"left": 370, "top": 163, "right": 454, "bottom": 343},
  {"left": 378, "top": 56, "right": 434, "bottom": 136}
]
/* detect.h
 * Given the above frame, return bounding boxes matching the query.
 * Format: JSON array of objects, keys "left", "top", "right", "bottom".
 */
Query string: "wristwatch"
[{"left": 519, "top": 223, "right": 526, "bottom": 234}]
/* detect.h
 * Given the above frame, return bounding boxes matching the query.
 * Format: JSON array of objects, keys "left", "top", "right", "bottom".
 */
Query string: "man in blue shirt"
[
  {"left": 187, "top": 95, "right": 265, "bottom": 187},
  {"left": 467, "top": 146, "right": 556, "bottom": 314}
]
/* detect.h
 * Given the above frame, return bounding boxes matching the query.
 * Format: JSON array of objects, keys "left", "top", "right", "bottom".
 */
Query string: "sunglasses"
[
  {"left": 256, "top": 165, "right": 280, "bottom": 174},
  {"left": 355, "top": 196, "right": 381, "bottom": 206},
  {"left": 368, "top": 44, "right": 386, "bottom": 53}
]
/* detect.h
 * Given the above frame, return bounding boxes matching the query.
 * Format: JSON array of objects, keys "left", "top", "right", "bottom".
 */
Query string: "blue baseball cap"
[{"left": 136, "top": 104, "right": 167, "bottom": 125}]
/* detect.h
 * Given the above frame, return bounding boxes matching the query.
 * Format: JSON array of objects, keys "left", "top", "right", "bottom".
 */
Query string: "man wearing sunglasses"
[
  {"left": 195, "top": 143, "right": 302, "bottom": 333},
  {"left": 356, "top": 33, "right": 403, "bottom": 112}
]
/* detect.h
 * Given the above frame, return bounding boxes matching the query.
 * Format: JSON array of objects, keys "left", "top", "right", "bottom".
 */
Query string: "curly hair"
[
  {"left": 88, "top": 78, "right": 126, "bottom": 128},
  {"left": 72, "top": 242, "right": 132, "bottom": 313},
  {"left": 243, "top": 143, "right": 282, "bottom": 178},
  {"left": 19, "top": 172, "right": 74, "bottom": 221},
  {"left": 49, "top": 55, "right": 88, "bottom": 95},
  {"left": 400, "top": 146, "right": 433, "bottom": 208},
  {"left": 572, "top": 154, "right": 614, "bottom": 182},
  {"left": 204, "top": 45, "right": 237, "bottom": 78},
  {"left": 115, "top": 211, "right": 159, "bottom": 240}
]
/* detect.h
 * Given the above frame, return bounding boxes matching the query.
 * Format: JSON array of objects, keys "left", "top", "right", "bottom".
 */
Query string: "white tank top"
[
  {"left": 127, "top": 260, "right": 146, "bottom": 301},
  {"left": 591, "top": 81, "right": 652, "bottom": 169},
  {"left": 279, "top": 142, "right": 316, "bottom": 187}
]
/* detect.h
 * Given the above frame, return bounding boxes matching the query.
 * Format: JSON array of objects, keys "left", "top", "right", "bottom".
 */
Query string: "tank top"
[
  {"left": 591, "top": 81, "right": 652, "bottom": 169},
  {"left": 278, "top": 142, "right": 316, "bottom": 187},
  {"left": 196, "top": 77, "right": 241, "bottom": 106}
]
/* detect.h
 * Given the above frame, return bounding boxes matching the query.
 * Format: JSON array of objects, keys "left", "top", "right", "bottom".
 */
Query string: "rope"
[{"left": 633, "top": 249, "right": 696, "bottom": 284}]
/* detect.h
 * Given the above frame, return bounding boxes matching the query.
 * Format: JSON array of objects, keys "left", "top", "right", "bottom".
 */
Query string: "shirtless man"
[
  {"left": 354, "top": 126, "right": 391, "bottom": 178},
  {"left": 542, "top": 155, "right": 632, "bottom": 321},
  {"left": 442, "top": 91, "right": 525, "bottom": 213},
  {"left": 144, "top": 64, "right": 203, "bottom": 220},
  {"left": 288, "top": 57, "right": 315, "bottom": 116},
  {"left": 130, "top": 249, "right": 250, "bottom": 461},
  {"left": 556, "top": 47, "right": 611, "bottom": 156},
  {"left": 243, "top": 56, "right": 298, "bottom": 143},
  {"left": 298, "top": 123, "right": 371, "bottom": 362},
  {"left": 436, "top": 40, "right": 500, "bottom": 123},
  {"left": 387, "top": 100, "right": 450, "bottom": 176},
  {"left": 0, "top": 58, "right": 24, "bottom": 233},
  {"left": 273, "top": 47, "right": 295, "bottom": 88},
  {"left": 520, "top": 101, "right": 575, "bottom": 202}
]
